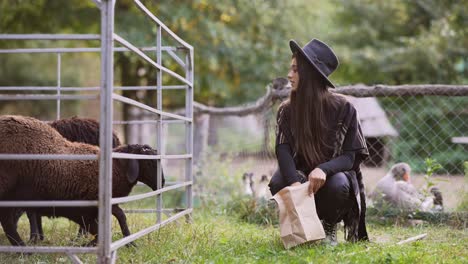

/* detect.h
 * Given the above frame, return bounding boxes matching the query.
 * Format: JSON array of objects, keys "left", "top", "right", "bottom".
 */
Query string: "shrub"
[{"left": 225, "top": 196, "right": 278, "bottom": 226}]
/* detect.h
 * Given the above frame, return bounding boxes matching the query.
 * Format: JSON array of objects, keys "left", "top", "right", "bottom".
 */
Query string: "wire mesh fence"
[
  {"left": 170, "top": 81, "right": 466, "bottom": 212},
  {"left": 187, "top": 81, "right": 467, "bottom": 177}
]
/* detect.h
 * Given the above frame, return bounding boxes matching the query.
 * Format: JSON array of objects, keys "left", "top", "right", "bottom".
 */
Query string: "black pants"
[{"left": 268, "top": 170, "right": 353, "bottom": 225}]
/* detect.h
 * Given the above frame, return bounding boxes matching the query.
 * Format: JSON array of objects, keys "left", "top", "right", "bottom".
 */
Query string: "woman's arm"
[
  {"left": 317, "top": 151, "right": 355, "bottom": 177},
  {"left": 275, "top": 102, "right": 303, "bottom": 186},
  {"left": 276, "top": 143, "right": 302, "bottom": 185}
]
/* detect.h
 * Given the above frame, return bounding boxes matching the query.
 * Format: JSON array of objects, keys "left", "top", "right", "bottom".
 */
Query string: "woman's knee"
[
  {"left": 328, "top": 172, "right": 350, "bottom": 194},
  {"left": 315, "top": 172, "right": 352, "bottom": 222},
  {"left": 320, "top": 172, "right": 351, "bottom": 199}
]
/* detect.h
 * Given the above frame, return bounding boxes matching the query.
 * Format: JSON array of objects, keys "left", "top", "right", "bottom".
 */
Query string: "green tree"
[
  {"left": 331, "top": 0, "right": 468, "bottom": 173},
  {"left": 0, "top": 0, "right": 99, "bottom": 118},
  {"left": 143, "top": 0, "right": 335, "bottom": 105},
  {"left": 1, "top": 0, "right": 336, "bottom": 140},
  {"left": 331, "top": 0, "right": 467, "bottom": 85}
]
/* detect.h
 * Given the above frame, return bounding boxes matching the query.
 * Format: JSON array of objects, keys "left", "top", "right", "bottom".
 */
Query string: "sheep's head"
[{"left": 116, "top": 144, "right": 164, "bottom": 191}]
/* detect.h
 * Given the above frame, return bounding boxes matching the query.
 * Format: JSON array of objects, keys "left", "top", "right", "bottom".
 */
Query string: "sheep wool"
[
  {"left": 0, "top": 115, "right": 162, "bottom": 246},
  {"left": 0, "top": 115, "right": 100, "bottom": 200},
  {"left": 49, "top": 116, "right": 121, "bottom": 148}
]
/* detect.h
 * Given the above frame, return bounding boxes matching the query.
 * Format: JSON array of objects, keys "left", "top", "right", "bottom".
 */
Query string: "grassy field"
[
  {"left": 0, "top": 156, "right": 466, "bottom": 263},
  {"left": 0, "top": 206, "right": 466, "bottom": 264}
]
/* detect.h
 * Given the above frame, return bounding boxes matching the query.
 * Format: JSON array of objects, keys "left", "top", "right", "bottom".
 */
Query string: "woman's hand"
[{"left": 308, "top": 168, "right": 326, "bottom": 196}]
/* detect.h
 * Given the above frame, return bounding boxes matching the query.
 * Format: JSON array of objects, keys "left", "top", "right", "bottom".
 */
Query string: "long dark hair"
[{"left": 290, "top": 53, "right": 340, "bottom": 168}]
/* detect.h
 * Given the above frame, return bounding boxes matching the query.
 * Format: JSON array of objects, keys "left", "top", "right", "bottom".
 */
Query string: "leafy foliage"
[
  {"left": 0, "top": 0, "right": 99, "bottom": 118},
  {"left": 331, "top": 0, "right": 467, "bottom": 85},
  {"left": 225, "top": 196, "right": 278, "bottom": 225},
  {"left": 0, "top": 0, "right": 337, "bottom": 107},
  {"left": 0, "top": 1, "right": 465, "bottom": 170},
  {"left": 422, "top": 158, "right": 443, "bottom": 193},
  {"left": 143, "top": 0, "right": 336, "bottom": 105},
  {"left": 331, "top": 0, "right": 467, "bottom": 173}
]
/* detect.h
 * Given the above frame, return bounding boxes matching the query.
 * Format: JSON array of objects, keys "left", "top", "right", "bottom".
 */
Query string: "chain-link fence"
[
  {"left": 189, "top": 81, "right": 467, "bottom": 176},
  {"left": 125, "top": 80, "right": 467, "bottom": 210}
]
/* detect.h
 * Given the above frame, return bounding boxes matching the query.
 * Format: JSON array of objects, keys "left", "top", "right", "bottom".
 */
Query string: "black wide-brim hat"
[{"left": 289, "top": 39, "right": 339, "bottom": 88}]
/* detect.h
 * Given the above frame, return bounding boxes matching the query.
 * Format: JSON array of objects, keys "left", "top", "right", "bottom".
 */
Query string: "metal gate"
[{"left": 0, "top": 1, "right": 193, "bottom": 263}]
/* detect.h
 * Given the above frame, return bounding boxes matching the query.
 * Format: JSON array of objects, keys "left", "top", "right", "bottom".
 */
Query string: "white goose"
[
  {"left": 241, "top": 172, "right": 272, "bottom": 200},
  {"left": 242, "top": 172, "right": 254, "bottom": 196},
  {"left": 371, "top": 162, "right": 433, "bottom": 211},
  {"left": 255, "top": 174, "right": 272, "bottom": 200}
]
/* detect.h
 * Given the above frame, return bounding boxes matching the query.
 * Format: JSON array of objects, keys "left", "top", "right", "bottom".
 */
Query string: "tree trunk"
[
  {"left": 262, "top": 111, "right": 271, "bottom": 154},
  {"left": 117, "top": 54, "right": 138, "bottom": 144},
  {"left": 194, "top": 114, "right": 210, "bottom": 164},
  {"left": 207, "top": 115, "right": 220, "bottom": 147}
]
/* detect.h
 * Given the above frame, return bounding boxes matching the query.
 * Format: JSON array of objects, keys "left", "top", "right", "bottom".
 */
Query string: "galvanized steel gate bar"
[{"left": 0, "top": 0, "right": 194, "bottom": 263}]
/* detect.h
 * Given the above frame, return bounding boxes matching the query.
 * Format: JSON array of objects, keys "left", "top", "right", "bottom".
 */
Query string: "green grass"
[{"left": 1, "top": 206, "right": 467, "bottom": 263}]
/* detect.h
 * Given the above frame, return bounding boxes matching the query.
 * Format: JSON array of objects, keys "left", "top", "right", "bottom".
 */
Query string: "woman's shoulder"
[
  {"left": 279, "top": 99, "right": 290, "bottom": 108},
  {"left": 276, "top": 100, "right": 291, "bottom": 123},
  {"left": 329, "top": 94, "right": 357, "bottom": 118},
  {"left": 335, "top": 94, "right": 356, "bottom": 109},
  {"left": 278, "top": 99, "right": 291, "bottom": 113}
]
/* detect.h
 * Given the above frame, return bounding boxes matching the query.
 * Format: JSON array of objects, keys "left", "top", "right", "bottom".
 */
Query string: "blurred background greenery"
[
  {"left": 0, "top": 3, "right": 467, "bottom": 259},
  {"left": 0, "top": 0, "right": 466, "bottom": 173},
  {"left": 2, "top": 0, "right": 465, "bottom": 104}
]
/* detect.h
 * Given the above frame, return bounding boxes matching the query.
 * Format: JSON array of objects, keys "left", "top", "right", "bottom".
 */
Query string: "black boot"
[{"left": 322, "top": 220, "right": 338, "bottom": 246}]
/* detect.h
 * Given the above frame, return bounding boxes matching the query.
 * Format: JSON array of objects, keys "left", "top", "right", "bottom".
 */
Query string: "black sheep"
[
  {"left": 0, "top": 115, "right": 164, "bottom": 246},
  {"left": 49, "top": 116, "right": 121, "bottom": 148}
]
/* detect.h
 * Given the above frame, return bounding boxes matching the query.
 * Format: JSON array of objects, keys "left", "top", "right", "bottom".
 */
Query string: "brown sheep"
[
  {"left": 23, "top": 116, "right": 124, "bottom": 243},
  {"left": 0, "top": 115, "right": 164, "bottom": 246}
]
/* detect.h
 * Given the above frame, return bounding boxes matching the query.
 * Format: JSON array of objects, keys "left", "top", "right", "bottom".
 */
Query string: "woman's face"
[{"left": 287, "top": 57, "right": 299, "bottom": 91}]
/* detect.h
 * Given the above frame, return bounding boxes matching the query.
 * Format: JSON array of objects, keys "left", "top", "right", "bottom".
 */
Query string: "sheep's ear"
[{"left": 127, "top": 159, "right": 140, "bottom": 184}]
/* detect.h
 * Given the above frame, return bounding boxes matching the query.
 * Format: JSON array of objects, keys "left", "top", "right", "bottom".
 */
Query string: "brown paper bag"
[{"left": 272, "top": 182, "right": 325, "bottom": 249}]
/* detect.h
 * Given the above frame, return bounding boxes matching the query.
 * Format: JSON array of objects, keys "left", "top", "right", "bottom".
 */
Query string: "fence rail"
[
  {"left": 191, "top": 81, "right": 468, "bottom": 116},
  {"left": 337, "top": 84, "right": 468, "bottom": 97}
]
